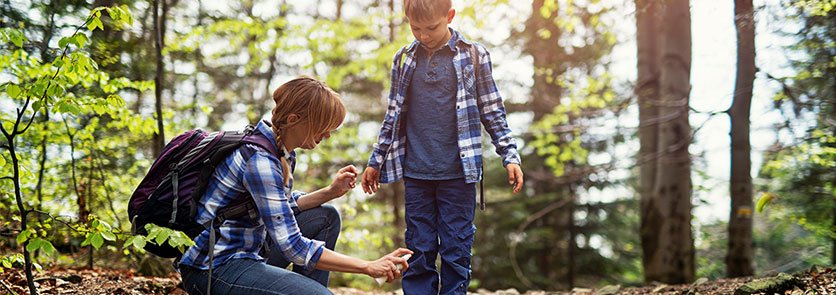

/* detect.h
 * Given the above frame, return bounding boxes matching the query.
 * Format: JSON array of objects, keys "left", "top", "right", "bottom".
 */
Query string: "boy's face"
[{"left": 407, "top": 8, "right": 455, "bottom": 51}]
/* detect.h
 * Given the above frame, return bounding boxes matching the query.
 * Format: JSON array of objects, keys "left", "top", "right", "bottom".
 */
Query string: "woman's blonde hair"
[{"left": 270, "top": 76, "right": 345, "bottom": 185}]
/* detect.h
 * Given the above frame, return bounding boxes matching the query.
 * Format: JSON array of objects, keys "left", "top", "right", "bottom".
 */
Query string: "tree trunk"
[
  {"left": 639, "top": 0, "right": 695, "bottom": 284},
  {"left": 525, "top": 0, "right": 563, "bottom": 121},
  {"left": 4, "top": 128, "right": 38, "bottom": 295},
  {"left": 388, "top": 0, "right": 395, "bottom": 42},
  {"left": 636, "top": 0, "right": 661, "bottom": 283},
  {"left": 567, "top": 193, "right": 575, "bottom": 289},
  {"left": 152, "top": 0, "right": 166, "bottom": 156},
  {"left": 726, "top": 0, "right": 755, "bottom": 278}
]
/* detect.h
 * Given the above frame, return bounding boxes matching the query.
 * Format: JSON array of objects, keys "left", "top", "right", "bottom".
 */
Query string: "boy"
[{"left": 361, "top": 0, "right": 523, "bottom": 294}]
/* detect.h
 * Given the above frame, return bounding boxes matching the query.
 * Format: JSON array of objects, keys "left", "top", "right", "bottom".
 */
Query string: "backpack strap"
[
  {"left": 468, "top": 44, "right": 486, "bottom": 211},
  {"left": 201, "top": 124, "right": 283, "bottom": 295}
]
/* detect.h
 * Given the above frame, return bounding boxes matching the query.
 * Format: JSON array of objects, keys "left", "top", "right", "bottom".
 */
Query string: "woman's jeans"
[
  {"left": 180, "top": 204, "right": 341, "bottom": 294},
  {"left": 402, "top": 178, "right": 476, "bottom": 295},
  {"left": 181, "top": 259, "right": 332, "bottom": 295},
  {"left": 267, "top": 204, "right": 342, "bottom": 286}
]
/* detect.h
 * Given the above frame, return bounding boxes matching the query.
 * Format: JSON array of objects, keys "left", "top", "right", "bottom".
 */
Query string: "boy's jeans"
[
  {"left": 402, "top": 177, "right": 476, "bottom": 295},
  {"left": 267, "top": 204, "right": 342, "bottom": 286}
]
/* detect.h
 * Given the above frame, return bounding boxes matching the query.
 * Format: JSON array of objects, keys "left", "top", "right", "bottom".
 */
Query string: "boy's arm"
[
  {"left": 367, "top": 48, "right": 406, "bottom": 170},
  {"left": 473, "top": 45, "right": 522, "bottom": 167}
]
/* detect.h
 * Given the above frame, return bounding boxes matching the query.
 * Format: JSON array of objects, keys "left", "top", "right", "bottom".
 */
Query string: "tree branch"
[
  {"left": 26, "top": 210, "right": 81, "bottom": 233},
  {"left": 0, "top": 279, "right": 16, "bottom": 295}
]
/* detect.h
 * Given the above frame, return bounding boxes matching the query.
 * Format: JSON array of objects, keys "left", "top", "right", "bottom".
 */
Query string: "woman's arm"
[
  {"left": 316, "top": 248, "right": 413, "bottom": 282},
  {"left": 295, "top": 165, "right": 359, "bottom": 211}
]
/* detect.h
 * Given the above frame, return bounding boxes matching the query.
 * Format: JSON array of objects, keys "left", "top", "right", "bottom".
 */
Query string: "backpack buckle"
[{"left": 244, "top": 124, "right": 256, "bottom": 135}]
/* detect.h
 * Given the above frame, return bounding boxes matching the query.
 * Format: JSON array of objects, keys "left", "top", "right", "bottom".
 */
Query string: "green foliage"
[
  {"left": 0, "top": 253, "right": 25, "bottom": 273},
  {"left": 759, "top": 131, "right": 836, "bottom": 241},
  {"left": 81, "top": 219, "right": 116, "bottom": 250},
  {"left": 141, "top": 224, "right": 196, "bottom": 254},
  {"left": 790, "top": 0, "right": 834, "bottom": 15}
]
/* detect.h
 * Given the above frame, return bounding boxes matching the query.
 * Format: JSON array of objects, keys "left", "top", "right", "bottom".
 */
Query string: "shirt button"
[{"left": 460, "top": 153, "right": 465, "bottom": 158}]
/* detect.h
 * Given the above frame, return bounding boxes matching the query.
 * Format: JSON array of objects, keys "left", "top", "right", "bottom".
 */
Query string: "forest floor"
[{"left": 1, "top": 266, "right": 833, "bottom": 294}]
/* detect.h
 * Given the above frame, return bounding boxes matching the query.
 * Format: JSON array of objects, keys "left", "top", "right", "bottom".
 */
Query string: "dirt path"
[{"left": 1, "top": 267, "right": 833, "bottom": 294}]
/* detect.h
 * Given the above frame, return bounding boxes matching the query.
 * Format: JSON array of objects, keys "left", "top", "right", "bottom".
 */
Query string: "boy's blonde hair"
[
  {"left": 270, "top": 76, "right": 345, "bottom": 184},
  {"left": 404, "top": 0, "right": 452, "bottom": 22}
]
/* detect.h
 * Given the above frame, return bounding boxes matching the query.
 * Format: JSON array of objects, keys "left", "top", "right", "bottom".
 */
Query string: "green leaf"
[
  {"left": 91, "top": 7, "right": 107, "bottom": 15},
  {"left": 102, "top": 231, "right": 116, "bottom": 241},
  {"left": 9, "top": 30, "right": 23, "bottom": 47},
  {"left": 756, "top": 192, "right": 777, "bottom": 213},
  {"left": 155, "top": 228, "right": 172, "bottom": 245},
  {"left": 106, "top": 94, "right": 126, "bottom": 107},
  {"left": 25, "top": 239, "right": 41, "bottom": 252},
  {"left": 31, "top": 82, "right": 46, "bottom": 97},
  {"left": 73, "top": 34, "right": 88, "bottom": 47},
  {"left": 16, "top": 230, "right": 31, "bottom": 245},
  {"left": 6, "top": 84, "right": 21, "bottom": 98},
  {"left": 0, "top": 155, "right": 6, "bottom": 167},
  {"left": 59, "top": 36, "right": 71, "bottom": 48},
  {"left": 131, "top": 236, "right": 147, "bottom": 250},
  {"left": 91, "top": 233, "right": 104, "bottom": 249},
  {"left": 47, "top": 84, "right": 64, "bottom": 97},
  {"left": 38, "top": 239, "right": 56, "bottom": 254},
  {"left": 87, "top": 17, "right": 104, "bottom": 31},
  {"left": 81, "top": 233, "right": 92, "bottom": 247},
  {"left": 32, "top": 100, "right": 43, "bottom": 112},
  {"left": 97, "top": 219, "right": 112, "bottom": 231}
]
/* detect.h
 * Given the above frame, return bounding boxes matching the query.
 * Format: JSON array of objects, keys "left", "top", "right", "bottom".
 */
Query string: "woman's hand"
[
  {"left": 361, "top": 166, "right": 380, "bottom": 194},
  {"left": 363, "top": 248, "right": 413, "bottom": 282},
  {"left": 328, "top": 165, "right": 359, "bottom": 198}
]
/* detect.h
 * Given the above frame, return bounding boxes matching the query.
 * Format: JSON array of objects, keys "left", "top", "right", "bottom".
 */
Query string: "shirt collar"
[{"left": 406, "top": 28, "right": 472, "bottom": 55}]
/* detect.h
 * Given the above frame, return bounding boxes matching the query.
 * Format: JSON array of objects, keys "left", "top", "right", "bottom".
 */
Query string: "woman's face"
[{"left": 283, "top": 115, "right": 333, "bottom": 150}]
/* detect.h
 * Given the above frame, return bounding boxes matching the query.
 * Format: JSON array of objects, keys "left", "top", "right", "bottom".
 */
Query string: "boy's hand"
[
  {"left": 506, "top": 163, "right": 524, "bottom": 194},
  {"left": 329, "top": 165, "right": 359, "bottom": 198},
  {"left": 361, "top": 167, "right": 381, "bottom": 194}
]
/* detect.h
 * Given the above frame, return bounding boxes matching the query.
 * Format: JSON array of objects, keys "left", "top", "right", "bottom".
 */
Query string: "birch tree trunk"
[
  {"left": 636, "top": 0, "right": 661, "bottom": 282},
  {"left": 638, "top": 0, "right": 695, "bottom": 284}
]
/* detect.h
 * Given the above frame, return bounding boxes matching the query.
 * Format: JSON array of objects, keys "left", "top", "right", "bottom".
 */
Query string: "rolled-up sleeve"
[
  {"left": 474, "top": 46, "right": 521, "bottom": 167},
  {"left": 242, "top": 151, "right": 325, "bottom": 269}
]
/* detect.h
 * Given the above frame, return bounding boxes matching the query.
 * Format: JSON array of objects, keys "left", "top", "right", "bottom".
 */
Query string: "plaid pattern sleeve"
[
  {"left": 368, "top": 46, "right": 407, "bottom": 172},
  {"left": 178, "top": 121, "right": 324, "bottom": 271},
  {"left": 472, "top": 44, "right": 521, "bottom": 167},
  {"left": 242, "top": 152, "right": 325, "bottom": 268}
]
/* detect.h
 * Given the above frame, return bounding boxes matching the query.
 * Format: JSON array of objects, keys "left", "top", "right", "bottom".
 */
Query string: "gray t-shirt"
[{"left": 403, "top": 44, "right": 464, "bottom": 180}]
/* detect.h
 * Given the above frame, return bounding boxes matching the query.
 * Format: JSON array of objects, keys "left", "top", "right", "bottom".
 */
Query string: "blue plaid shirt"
[
  {"left": 367, "top": 28, "right": 521, "bottom": 184},
  {"left": 179, "top": 120, "right": 325, "bottom": 270}
]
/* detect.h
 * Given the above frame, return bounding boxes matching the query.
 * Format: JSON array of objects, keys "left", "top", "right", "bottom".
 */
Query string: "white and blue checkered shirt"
[
  {"left": 367, "top": 28, "right": 521, "bottom": 184},
  {"left": 179, "top": 120, "right": 325, "bottom": 270}
]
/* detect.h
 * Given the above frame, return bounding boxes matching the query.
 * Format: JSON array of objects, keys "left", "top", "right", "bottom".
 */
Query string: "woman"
[{"left": 178, "top": 76, "right": 411, "bottom": 294}]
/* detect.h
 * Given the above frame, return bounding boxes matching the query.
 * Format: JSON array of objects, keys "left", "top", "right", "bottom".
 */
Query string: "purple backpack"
[{"left": 128, "top": 124, "right": 279, "bottom": 258}]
